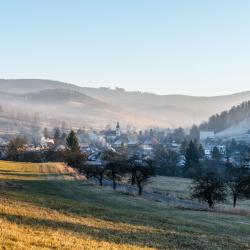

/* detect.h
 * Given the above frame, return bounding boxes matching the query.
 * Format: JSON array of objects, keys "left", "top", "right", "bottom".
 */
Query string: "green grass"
[
  {"left": 146, "top": 176, "right": 192, "bottom": 197},
  {"left": 0, "top": 161, "right": 250, "bottom": 249}
]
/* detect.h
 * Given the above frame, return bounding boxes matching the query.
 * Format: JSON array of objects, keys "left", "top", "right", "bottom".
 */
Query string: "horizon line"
[{"left": 1, "top": 78, "right": 250, "bottom": 98}]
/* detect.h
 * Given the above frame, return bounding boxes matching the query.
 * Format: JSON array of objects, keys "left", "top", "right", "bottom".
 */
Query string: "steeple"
[{"left": 116, "top": 122, "right": 121, "bottom": 137}]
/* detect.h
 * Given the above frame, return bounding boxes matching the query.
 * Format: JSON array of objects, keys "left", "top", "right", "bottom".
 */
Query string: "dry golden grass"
[
  {"left": 0, "top": 199, "right": 153, "bottom": 249},
  {"left": 0, "top": 161, "right": 249, "bottom": 249}
]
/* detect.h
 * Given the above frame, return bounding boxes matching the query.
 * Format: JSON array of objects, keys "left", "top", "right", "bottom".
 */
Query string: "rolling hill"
[
  {"left": 1, "top": 79, "right": 250, "bottom": 128},
  {"left": 0, "top": 87, "right": 154, "bottom": 129},
  {"left": 0, "top": 161, "right": 250, "bottom": 249}
]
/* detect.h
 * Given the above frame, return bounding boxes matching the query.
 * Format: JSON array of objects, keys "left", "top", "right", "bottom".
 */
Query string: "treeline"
[
  {"left": 200, "top": 101, "right": 250, "bottom": 133},
  {"left": 4, "top": 130, "right": 83, "bottom": 165}
]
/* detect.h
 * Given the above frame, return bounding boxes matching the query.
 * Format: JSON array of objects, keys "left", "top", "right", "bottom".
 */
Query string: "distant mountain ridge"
[{"left": 1, "top": 79, "right": 250, "bottom": 128}]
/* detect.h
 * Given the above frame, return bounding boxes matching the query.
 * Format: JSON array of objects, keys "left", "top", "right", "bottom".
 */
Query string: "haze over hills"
[{"left": 1, "top": 79, "right": 250, "bottom": 129}]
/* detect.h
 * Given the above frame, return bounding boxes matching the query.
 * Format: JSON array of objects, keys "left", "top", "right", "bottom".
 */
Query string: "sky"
[{"left": 0, "top": 0, "right": 249, "bottom": 96}]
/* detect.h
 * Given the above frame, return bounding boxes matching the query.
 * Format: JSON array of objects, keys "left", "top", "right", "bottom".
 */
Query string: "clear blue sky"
[{"left": 0, "top": 0, "right": 249, "bottom": 96}]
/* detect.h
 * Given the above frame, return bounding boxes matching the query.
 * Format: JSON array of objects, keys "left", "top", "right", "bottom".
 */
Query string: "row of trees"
[
  {"left": 63, "top": 131, "right": 155, "bottom": 196},
  {"left": 81, "top": 152, "right": 155, "bottom": 196}
]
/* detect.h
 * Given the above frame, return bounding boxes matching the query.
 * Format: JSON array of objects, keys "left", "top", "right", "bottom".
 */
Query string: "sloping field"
[{"left": 0, "top": 161, "right": 250, "bottom": 249}]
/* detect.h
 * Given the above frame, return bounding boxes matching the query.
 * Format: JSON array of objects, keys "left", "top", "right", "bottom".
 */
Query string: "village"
[{"left": 1, "top": 121, "right": 250, "bottom": 169}]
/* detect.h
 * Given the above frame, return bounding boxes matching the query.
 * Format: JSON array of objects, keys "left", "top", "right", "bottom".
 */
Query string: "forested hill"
[{"left": 199, "top": 101, "right": 250, "bottom": 133}]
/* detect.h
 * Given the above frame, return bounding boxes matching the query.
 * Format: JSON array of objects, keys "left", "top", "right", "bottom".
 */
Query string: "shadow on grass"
[{"left": 0, "top": 211, "right": 239, "bottom": 250}]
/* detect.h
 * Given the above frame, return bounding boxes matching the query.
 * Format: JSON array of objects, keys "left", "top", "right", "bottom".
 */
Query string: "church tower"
[{"left": 116, "top": 122, "right": 121, "bottom": 137}]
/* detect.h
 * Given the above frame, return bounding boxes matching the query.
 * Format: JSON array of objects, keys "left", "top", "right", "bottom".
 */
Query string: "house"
[
  {"left": 113, "top": 139, "right": 123, "bottom": 148},
  {"left": 41, "top": 137, "right": 54, "bottom": 147}
]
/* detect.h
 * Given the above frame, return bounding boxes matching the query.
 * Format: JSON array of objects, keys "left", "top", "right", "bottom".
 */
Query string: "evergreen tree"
[
  {"left": 185, "top": 140, "right": 199, "bottom": 166},
  {"left": 65, "top": 130, "right": 83, "bottom": 168},
  {"left": 185, "top": 140, "right": 200, "bottom": 177},
  {"left": 66, "top": 130, "right": 80, "bottom": 152}
]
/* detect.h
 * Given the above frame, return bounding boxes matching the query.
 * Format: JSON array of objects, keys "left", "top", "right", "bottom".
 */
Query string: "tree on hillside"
[
  {"left": 81, "top": 164, "right": 105, "bottom": 186},
  {"left": 134, "top": 160, "right": 155, "bottom": 196},
  {"left": 102, "top": 150, "right": 125, "bottom": 190},
  {"left": 105, "top": 162, "right": 124, "bottom": 190},
  {"left": 5, "top": 137, "right": 27, "bottom": 161},
  {"left": 126, "top": 155, "right": 139, "bottom": 185},
  {"left": 226, "top": 164, "right": 250, "bottom": 207},
  {"left": 191, "top": 172, "right": 227, "bottom": 209}
]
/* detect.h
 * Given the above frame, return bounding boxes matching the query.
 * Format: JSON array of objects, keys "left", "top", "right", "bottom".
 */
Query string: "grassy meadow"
[
  {"left": 147, "top": 175, "right": 250, "bottom": 211},
  {"left": 0, "top": 161, "right": 250, "bottom": 249},
  {"left": 146, "top": 176, "right": 192, "bottom": 197}
]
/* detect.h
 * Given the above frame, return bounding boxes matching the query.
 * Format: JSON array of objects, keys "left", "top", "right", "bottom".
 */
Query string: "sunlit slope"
[{"left": 0, "top": 161, "right": 249, "bottom": 250}]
